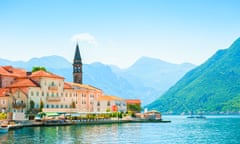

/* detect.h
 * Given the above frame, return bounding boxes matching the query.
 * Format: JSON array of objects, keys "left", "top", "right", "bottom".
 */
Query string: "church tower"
[{"left": 73, "top": 43, "right": 82, "bottom": 84}]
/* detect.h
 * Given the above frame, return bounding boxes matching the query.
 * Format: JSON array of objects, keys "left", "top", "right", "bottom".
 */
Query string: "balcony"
[
  {"left": 12, "top": 103, "right": 26, "bottom": 109},
  {"left": 48, "top": 86, "right": 58, "bottom": 91},
  {"left": 46, "top": 97, "right": 61, "bottom": 102}
]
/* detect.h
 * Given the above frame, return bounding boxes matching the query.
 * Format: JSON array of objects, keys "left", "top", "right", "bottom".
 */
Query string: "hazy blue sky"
[{"left": 0, "top": 0, "right": 240, "bottom": 68}]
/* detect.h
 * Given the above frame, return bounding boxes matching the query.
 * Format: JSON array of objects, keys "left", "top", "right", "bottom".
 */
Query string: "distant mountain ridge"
[
  {"left": 0, "top": 55, "right": 195, "bottom": 106},
  {"left": 147, "top": 37, "right": 240, "bottom": 114}
]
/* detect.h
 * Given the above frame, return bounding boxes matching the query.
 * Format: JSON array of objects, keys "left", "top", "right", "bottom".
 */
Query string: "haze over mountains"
[
  {"left": 0, "top": 56, "right": 195, "bottom": 106},
  {"left": 148, "top": 37, "right": 240, "bottom": 114}
]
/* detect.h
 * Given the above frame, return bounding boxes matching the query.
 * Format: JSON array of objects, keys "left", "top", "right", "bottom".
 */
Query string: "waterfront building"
[
  {"left": 0, "top": 88, "right": 9, "bottom": 113},
  {"left": 126, "top": 99, "right": 141, "bottom": 113},
  {"left": 94, "top": 95, "right": 127, "bottom": 113},
  {"left": 0, "top": 66, "right": 29, "bottom": 119},
  {"left": 0, "top": 44, "right": 141, "bottom": 120}
]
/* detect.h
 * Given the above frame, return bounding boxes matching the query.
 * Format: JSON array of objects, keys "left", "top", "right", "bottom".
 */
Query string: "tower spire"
[
  {"left": 74, "top": 42, "right": 82, "bottom": 64},
  {"left": 73, "top": 43, "right": 83, "bottom": 84}
]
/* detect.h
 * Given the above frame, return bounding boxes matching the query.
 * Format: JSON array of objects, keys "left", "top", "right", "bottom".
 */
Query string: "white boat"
[
  {"left": 0, "top": 125, "right": 9, "bottom": 133},
  {"left": 0, "top": 121, "right": 9, "bottom": 133}
]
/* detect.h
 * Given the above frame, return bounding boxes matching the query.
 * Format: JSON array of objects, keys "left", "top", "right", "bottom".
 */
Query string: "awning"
[
  {"left": 70, "top": 113, "right": 81, "bottom": 117},
  {"left": 45, "top": 112, "right": 60, "bottom": 116}
]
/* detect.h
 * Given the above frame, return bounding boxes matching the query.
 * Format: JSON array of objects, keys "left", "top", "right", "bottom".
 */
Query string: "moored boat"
[
  {"left": 187, "top": 115, "right": 206, "bottom": 119},
  {"left": 0, "top": 122, "right": 9, "bottom": 133}
]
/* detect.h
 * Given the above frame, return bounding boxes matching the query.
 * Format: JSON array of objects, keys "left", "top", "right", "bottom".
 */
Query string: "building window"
[
  {"left": 61, "top": 105, "right": 63, "bottom": 108},
  {"left": 107, "top": 101, "right": 111, "bottom": 106},
  {"left": 42, "top": 92, "right": 44, "bottom": 96},
  {"left": 46, "top": 104, "right": 49, "bottom": 108},
  {"left": 51, "top": 105, "right": 54, "bottom": 108},
  {"left": 65, "top": 105, "right": 68, "bottom": 108},
  {"left": 36, "top": 91, "right": 39, "bottom": 96},
  {"left": 31, "top": 91, "right": 34, "bottom": 96}
]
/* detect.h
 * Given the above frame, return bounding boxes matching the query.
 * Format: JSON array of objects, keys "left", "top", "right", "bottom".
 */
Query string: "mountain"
[
  {"left": 0, "top": 56, "right": 195, "bottom": 106},
  {"left": 147, "top": 38, "right": 240, "bottom": 114},
  {"left": 111, "top": 57, "right": 195, "bottom": 104},
  {"left": 0, "top": 55, "right": 71, "bottom": 70}
]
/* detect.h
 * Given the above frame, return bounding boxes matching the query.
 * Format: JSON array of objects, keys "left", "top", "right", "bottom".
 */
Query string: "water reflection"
[{"left": 1, "top": 116, "right": 240, "bottom": 144}]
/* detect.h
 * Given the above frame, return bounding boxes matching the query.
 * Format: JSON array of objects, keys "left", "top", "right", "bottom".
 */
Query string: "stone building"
[{"left": 0, "top": 44, "right": 140, "bottom": 120}]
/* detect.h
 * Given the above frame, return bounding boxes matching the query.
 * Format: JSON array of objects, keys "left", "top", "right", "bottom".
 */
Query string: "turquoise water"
[{"left": 1, "top": 116, "right": 240, "bottom": 144}]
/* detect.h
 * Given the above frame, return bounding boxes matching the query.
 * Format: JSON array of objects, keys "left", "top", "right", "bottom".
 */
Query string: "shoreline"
[{"left": 9, "top": 119, "right": 171, "bottom": 130}]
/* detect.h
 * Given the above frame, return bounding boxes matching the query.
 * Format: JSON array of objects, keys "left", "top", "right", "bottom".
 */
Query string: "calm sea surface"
[{"left": 1, "top": 115, "right": 240, "bottom": 144}]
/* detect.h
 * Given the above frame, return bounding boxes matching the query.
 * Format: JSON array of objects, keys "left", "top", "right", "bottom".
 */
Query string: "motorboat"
[
  {"left": 187, "top": 115, "right": 206, "bottom": 119},
  {"left": 0, "top": 122, "right": 9, "bottom": 133}
]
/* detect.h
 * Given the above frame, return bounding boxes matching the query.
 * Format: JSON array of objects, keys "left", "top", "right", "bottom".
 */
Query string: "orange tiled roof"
[
  {"left": 10, "top": 87, "right": 29, "bottom": 96},
  {"left": 97, "top": 95, "right": 124, "bottom": 101},
  {"left": 64, "top": 82, "right": 73, "bottom": 89},
  {"left": 66, "top": 82, "right": 102, "bottom": 91},
  {"left": 0, "top": 67, "right": 14, "bottom": 76},
  {"left": 126, "top": 99, "right": 141, "bottom": 104},
  {"left": 7, "top": 78, "right": 38, "bottom": 88},
  {"left": 0, "top": 88, "right": 10, "bottom": 97},
  {"left": 0, "top": 66, "right": 26, "bottom": 78},
  {"left": 11, "top": 68, "right": 27, "bottom": 77},
  {"left": 30, "top": 70, "right": 64, "bottom": 79}
]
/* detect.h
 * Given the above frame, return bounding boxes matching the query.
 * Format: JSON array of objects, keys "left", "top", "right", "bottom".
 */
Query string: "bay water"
[{"left": 0, "top": 115, "right": 239, "bottom": 144}]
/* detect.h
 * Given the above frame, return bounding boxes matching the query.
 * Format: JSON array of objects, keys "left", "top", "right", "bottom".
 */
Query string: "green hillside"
[{"left": 147, "top": 38, "right": 240, "bottom": 114}]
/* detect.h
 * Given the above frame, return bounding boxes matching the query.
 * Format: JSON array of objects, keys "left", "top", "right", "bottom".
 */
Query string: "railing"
[
  {"left": 46, "top": 97, "right": 61, "bottom": 101},
  {"left": 12, "top": 103, "right": 26, "bottom": 108},
  {"left": 42, "top": 108, "right": 79, "bottom": 113},
  {"left": 48, "top": 86, "right": 58, "bottom": 91}
]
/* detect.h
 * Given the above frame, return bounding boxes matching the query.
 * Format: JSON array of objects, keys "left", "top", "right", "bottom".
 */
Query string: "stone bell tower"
[{"left": 73, "top": 43, "right": 82, "bottom": 84}]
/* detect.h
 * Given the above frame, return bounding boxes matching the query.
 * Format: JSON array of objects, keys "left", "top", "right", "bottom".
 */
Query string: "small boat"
[
  {"left": 0, "top": 123, "right": 9, "bottom": 133},
  {"left": 187, "top": 115, "right": 206, "bottom": 119}
]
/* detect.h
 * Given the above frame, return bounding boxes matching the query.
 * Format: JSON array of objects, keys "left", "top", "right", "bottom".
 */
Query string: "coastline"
[{"left": 9, "top": 119, "right": 171, "bottom": 130}]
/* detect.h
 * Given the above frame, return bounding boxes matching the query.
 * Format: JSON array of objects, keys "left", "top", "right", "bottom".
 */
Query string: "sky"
[{"left": 0, "top": 0, "right": 240, "bottom": 68}]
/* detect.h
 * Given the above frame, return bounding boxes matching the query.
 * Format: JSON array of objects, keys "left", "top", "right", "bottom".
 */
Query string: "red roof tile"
[
  {"left": 0, "top": 67, "right": 14, "bottom": 76},
  {"left": 0, "top": 88, "right": 10, "bottom": 97},
  {"left": 64, "top": 82, "right": 73, "bottom": 89},
  {"left": 7, "top": 78, "right": 38, "bottom": 88},
  {"left": 0, "top": 66, "right": 27, "bottom": 78},
  {"left": 30, "top": 70, "right": 64, "bottom": 79},
  {"left": 10, "top": 87, "right": 29, "bottom": 95},
  {"left": 97, "top": 95, "right": 124, "bottom": 101},
  {"left": 126, "top": 99, "right": 141, "bottom": 104}
]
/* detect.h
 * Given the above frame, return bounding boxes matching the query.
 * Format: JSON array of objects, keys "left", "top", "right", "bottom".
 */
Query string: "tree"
[
  {"left": 30, "top": 100, "right": 35, "bottom": 110},
  {"left": 32, "top": 66, "right": 47, "bottom": 72},
  {"left": 127, "top": 104, "right": 142, "bottom": 113},
  {"left": 40, "top": 100, "right": 44, "bottom": 112}
]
